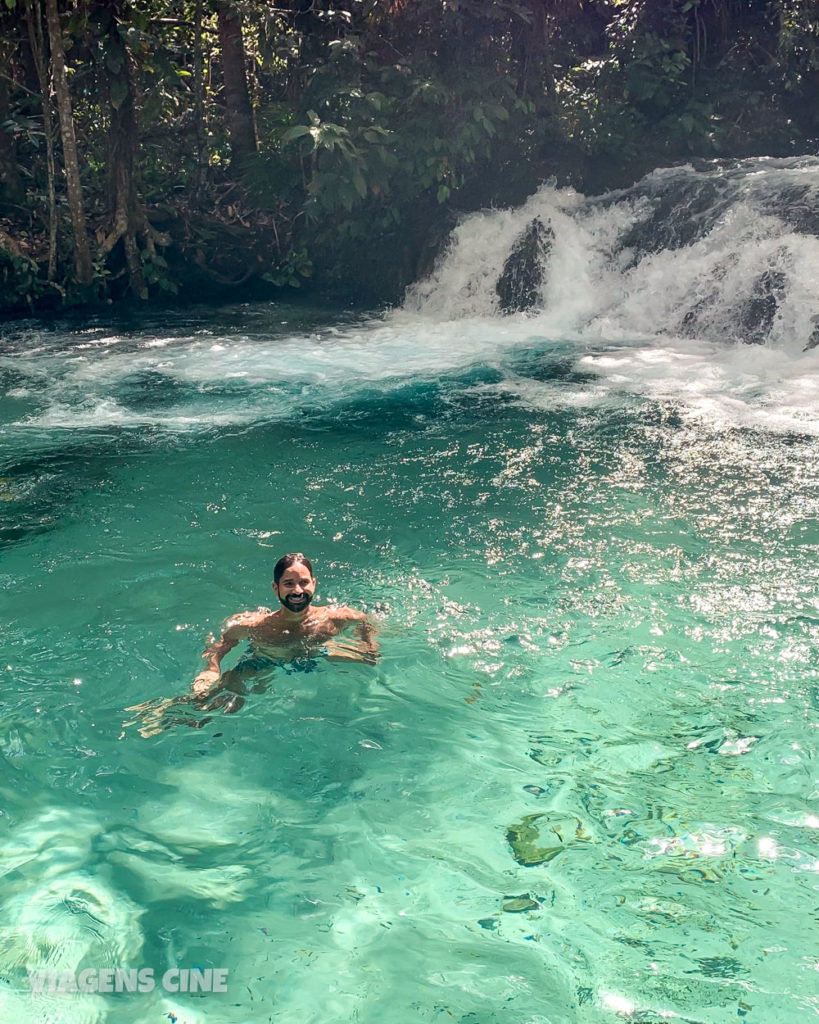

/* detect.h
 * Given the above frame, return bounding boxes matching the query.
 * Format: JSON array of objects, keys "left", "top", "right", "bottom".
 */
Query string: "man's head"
[{"left": 273, "top": 553, "right": 316, "bottom": 614}]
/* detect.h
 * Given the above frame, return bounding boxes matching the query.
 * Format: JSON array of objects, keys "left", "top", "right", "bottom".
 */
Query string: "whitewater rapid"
[{"left": 1, "top": 156, "right": 818, "bottom": 437}]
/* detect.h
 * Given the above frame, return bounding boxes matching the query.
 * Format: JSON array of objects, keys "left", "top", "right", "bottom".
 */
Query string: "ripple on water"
[{"left": 0, "top": 307, "right": 817, "bottom": 1022}]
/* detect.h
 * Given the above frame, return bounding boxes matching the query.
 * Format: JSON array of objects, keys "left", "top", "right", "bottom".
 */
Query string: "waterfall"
[
  {"left": 4, "top": 157, "right": 818, "bottom": 437},
  {"left": 404, "top": 157, "right": 819, "bottom": 355}
]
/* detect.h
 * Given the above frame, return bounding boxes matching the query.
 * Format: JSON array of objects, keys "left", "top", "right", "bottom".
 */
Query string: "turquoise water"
[{"left": 1, "top": 298, "right": 818, "bottom": 1024}]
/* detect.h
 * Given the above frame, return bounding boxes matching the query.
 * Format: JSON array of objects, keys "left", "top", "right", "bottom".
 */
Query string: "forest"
[{"left": 0, "top": 0, "right": 817, "bottom": 314}]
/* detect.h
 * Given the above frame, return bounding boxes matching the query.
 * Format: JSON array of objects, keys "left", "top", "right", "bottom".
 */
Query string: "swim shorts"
[{"left": 235, "top": 651, "right": 320, "bottom": 675}]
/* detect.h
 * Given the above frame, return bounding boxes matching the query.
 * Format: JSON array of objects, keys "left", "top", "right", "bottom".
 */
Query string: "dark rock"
[
  {"left": 738, "top": 268, "right": 786, "bottom": 344},
  {"left": 618, "top": 177, "right": 730, "bottom": 256},
  {"left": 477, "top": 917, "right": 499, "bottom": 930},
  {"left": 495, "top": 217, "right": 553, "bottom": 314}
]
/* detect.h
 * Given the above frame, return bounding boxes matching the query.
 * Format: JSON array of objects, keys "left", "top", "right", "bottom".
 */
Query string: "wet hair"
[{"left": 273, "top": 552, "right": 313, "bottom": 585}]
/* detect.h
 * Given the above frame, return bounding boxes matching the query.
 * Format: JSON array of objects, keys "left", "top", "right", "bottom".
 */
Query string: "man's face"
[{"left": 273, "top": 562, "right": 316, "bottom": 613}]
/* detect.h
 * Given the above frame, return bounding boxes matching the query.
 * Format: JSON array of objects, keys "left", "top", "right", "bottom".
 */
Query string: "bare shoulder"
[
  {"left": 327, "top": 604, "right": 368, "bottom": 623},
  {"left": 224, "top": 607, "right": 271, "bottom": 632}
]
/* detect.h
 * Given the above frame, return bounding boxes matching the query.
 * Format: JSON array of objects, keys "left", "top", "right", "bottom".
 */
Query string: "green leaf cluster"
[{"left": 0, "top": 0, "right": 816, "bottom": 311}]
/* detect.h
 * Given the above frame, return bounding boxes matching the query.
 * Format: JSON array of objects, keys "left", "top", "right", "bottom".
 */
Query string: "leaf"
[
  {"left": 363, "top": 127, "right": 390, "bottom": 143},
  {"left": 338, "top": 183, "right": 357, "bottom": 210},
  {"left": 502, "top": 896, "right": 539, "bottom": 913},
  {"left": 352, "top": 171, "right": 367, "bottom": 199},
  {"left": 106, "top": 50, "right": 125, "bottom": 76},
  {"left": 281, "top": 125, "right": 312, "bottom": 146},
  {"left": 109, "top": 79, "right": 129, "bottom": 111}
]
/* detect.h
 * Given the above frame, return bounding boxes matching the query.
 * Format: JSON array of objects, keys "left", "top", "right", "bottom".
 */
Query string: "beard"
[{"left": 279, "top": 592, "right": 312, "bottom": 612}]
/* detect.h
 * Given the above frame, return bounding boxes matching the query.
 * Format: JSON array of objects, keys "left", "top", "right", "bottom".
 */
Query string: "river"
[{"left": 1, "top": 157, "right": 818, "bottom": 1023}]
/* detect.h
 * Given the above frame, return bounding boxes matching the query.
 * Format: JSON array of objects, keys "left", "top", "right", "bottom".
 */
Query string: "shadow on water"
[
  {"left": 0, "top": 300, "right": 380, "bottom": 356},
  {"left": 0, "top": 449, "right": 117, "bottom": 549}
]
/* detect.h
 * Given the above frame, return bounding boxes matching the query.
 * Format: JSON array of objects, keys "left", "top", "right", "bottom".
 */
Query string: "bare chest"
[{"left": 248, "top": 610, "right": 342, "bottom": 651}]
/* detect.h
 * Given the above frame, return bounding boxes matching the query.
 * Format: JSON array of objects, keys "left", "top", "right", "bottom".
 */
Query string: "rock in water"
[
  {"left": 502, "top": 894, "right": 540, "bottom": 913},
  {"left": 496, "top": 217, "right": 553, "bottom": 314},
  {"left": 505, "top": 813, "right": 563, "bottom": 866},
  {"left": 739, "top": 267, "right": 786, "bottom": 344},
  {"left": 505, "top": 811, "right": 589, "bottom": 866},
  {"left": 805, "top": 317, "right": 819, "bottom": 351}
]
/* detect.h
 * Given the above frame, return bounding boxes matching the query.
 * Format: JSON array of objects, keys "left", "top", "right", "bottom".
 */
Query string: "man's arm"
[
  {"left": 325, "top": 607, "right": 380, "bottom": 663},
  {"left": 191, "top": 613, "right": 253, "bottom": 697},
  {"left": 353, "top": 613, "right": 379, "bottom": 659}
]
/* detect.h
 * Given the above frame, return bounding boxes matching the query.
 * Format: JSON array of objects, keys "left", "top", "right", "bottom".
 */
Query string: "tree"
[
  {"left": 44, "top": 0, "right": 93, "bottom": 285},
  {"left": 0, "top": 33, "right": 26, "bottom": 210},
  {"left": 216, "top": 2, "right": 257, "bottom": 166},
  {"left": 25, "top": 0, "right": 58, "bottom": 279},
  {"left": 95, "top": 0, "right": 148, "bottom": 297}
]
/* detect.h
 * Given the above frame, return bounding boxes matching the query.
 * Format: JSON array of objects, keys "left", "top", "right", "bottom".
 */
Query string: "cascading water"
[
  {"left": 406, "top": 156, "right": 819, "bottom": 354},
  {"left": 1, "top": 157, "right": 818, "bottom": 1024}
]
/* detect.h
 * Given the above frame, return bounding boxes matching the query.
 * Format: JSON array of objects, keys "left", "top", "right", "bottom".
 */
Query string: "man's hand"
[
  {"left": 192, "top": 669, "right": 220, "bottom": 698},
  {"left": 325, "top": 638, "right": 380, "bottom": 666}
]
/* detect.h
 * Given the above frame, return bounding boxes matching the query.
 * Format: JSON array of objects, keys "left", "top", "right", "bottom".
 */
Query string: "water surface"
[{"left": 2, "top": 160, "right": 819, "bottom": 1024}]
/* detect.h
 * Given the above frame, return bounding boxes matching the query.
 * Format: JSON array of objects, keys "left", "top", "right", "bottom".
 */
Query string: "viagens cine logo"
[{"left": 27, "top": 967, "right": 229, "bottom": 995}]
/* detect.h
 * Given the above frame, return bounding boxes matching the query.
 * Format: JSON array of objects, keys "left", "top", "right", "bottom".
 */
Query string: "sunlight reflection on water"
[{"left": 0, "top": 307, "right": 817, "bottom": 1023}]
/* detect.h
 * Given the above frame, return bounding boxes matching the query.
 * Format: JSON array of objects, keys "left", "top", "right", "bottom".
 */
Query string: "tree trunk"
[
  {"left": 216, "top": 3, "right": 257, "bottom": 166},
  {"left": 102, "top": 2, "right": 146, "bottom": 298},
  {"left": 514, "top": 0, "right": 554, "bottom": 102},
  {"left": 26, "top": 0, "right": 58, "bottom": 279},
  {"left": 0, "top": 35, "right": 26, "bottom": 209},
  {"left": 192, "top": 0, "right": 207, "bottom": 201},
  {"left": 44, "top": 0, "right": 93, "bottom": 285}
]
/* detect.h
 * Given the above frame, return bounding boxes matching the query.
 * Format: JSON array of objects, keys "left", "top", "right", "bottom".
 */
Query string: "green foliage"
[
  {"left": 140, "top": 248, "right": 177, "bottom": 295},
  {"left": 261, "top": 248, "right": 313, "bottom": 289},
  {"left": 247, "top": 41, "right": 531, "bottom": 286},
  {"left": 0, "top": 0, "right": 817, "bottom": 312},
  {"left": 0, "top": 250, "right": 48, "bottom": 310}
]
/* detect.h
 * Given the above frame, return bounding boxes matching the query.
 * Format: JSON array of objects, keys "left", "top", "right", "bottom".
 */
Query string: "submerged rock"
[
  {"left": 477, "top": 917, "right": 499, "bottom": 930},
  {"left": 495, "top": 217, "right": 553, "bottom": 313},
  {"left": 502, "top": 894, "right": 540, "bottom": 913},
  {"left": 505, "top": 811, "right": 589, "bottom": 866},
  {"left": 505, "top": 813, "right": 563, "bottom": 865}
]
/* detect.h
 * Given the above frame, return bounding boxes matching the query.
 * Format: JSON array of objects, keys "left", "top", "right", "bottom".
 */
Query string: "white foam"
[
  {"left": 576, "top": 339, "right": 819, "bottom": 435},
  {"left": 8, "top": 315, "right": 819, "bottom": 436},
  {"left": 3, "top": 159, "right": 818, "bottom": 436}
]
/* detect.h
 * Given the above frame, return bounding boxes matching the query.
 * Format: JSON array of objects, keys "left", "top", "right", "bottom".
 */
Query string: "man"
[{"left": 191, "top": 552, "right": 379, "bottom": 699}]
